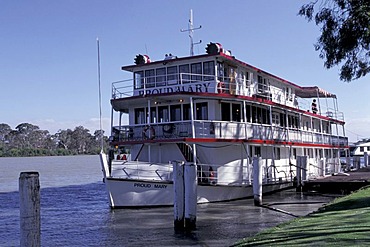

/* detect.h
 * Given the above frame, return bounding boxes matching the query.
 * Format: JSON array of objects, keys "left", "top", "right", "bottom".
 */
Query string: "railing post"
[{"left": 19, "top": 172, "right": 41, "bottom": 247}]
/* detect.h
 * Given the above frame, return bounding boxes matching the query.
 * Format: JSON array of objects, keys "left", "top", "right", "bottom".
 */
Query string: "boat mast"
[
  {"left": 97, "top": 38, "right": 104, "bottom": 152},
  {"left": 181, "top": 9, "right": 202, "bottom": 56}
]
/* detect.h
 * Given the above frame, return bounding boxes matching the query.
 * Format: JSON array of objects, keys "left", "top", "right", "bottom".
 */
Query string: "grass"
[{"left": 234, "top": 186, "right": 370, "bottom": 246}]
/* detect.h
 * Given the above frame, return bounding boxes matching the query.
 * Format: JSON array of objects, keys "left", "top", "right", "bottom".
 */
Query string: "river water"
[{"left": 0, "top": 155, "right": 335, "bottom": 246}]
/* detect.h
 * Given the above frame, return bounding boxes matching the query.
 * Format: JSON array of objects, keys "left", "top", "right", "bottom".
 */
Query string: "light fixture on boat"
[
  {"left": 134, "top": 54, "right": 151, "bottom": 65},
  {"left": 164, "top": 53, "right": 177, "bottom": 60}
]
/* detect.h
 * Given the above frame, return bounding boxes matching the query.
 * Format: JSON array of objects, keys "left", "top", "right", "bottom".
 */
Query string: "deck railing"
[{"left": 111, "top": 120, "right": 348, "bottom": 147}]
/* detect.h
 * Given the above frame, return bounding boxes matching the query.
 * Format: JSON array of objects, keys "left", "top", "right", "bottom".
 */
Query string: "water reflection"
[{"left": 102, "top": 189, "right": 334, "bottom": 246}]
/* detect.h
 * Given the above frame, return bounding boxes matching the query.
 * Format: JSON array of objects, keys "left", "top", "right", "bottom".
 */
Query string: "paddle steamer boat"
[{"left": 100, "top": 42, "right": 349, "bottom": 208}]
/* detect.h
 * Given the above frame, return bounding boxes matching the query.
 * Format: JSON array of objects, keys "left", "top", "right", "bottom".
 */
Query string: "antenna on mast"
[{"left": 180, "top": 9, "right": 202, "bottom": 56}]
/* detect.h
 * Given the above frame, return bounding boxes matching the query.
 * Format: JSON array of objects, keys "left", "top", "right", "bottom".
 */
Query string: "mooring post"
[
  {"left": 19, "top": 172, "right": 40, "bottom": 247},
  {"left": 184, "top": 162, "right": 197, "bottom": 230},
  {"left": 301, "top": 156, "right": 307, "bottom": 181},
  {"left": 364, "top": 152, "right": 368, "bottom": 167},
  {"left": 356, "top": 156, "right": 361, "bottom": 170},
  {"left": 296, "top": 157, "right": 302, "bottom": 192},
  {"left": 346, "top": 155, "right": 351, "bottom": 171},
  {"left": 252, "top": 157, "right": 262, "bottom": 206},
  {"left": 173, "top": 161, "right": 185, "bottom": 230}
]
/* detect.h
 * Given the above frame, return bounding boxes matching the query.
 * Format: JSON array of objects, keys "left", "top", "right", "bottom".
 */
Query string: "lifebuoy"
[
  {"left": 217, "top": 82, "right": 225, "bottom": 93},
  {"left": 142, "top": 126, "right": 155, "bottom": 140}
]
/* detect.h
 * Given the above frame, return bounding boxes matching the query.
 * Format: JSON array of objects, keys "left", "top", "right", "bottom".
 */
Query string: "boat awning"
[{"left": 295, "top": 86, "right": 336, "bottom": 99}]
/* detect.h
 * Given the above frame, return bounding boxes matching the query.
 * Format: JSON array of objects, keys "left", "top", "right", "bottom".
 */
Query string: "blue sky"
[{"left": 1, "top": 0, "right": 369, "bottom": 142}]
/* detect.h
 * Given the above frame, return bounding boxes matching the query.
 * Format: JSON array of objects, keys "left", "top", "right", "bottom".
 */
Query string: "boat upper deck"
[
  {"left": 112, "top": 43, "right": 343, "bottom": 122},
  {"left": 108, "top": 43, "right": 347, "bottom": 147}
]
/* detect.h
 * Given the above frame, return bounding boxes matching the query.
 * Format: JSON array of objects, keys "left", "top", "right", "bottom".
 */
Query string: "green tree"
[{"left": 299, "top": 0, "right": 370, "bottom": 81}]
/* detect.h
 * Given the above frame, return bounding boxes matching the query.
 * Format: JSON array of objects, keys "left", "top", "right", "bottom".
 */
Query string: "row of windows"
[
  {"left": 134, "top": 102, "right": 300, "bottom": 128},
  {"left": 250, "top": 147, "right": 333, "bottom": 160},
  {"left": 134, "top": 103, "right": 208, "bottom": 124},
  {"left": 134, "top": 61, "right": 215, "bottom": 89}
]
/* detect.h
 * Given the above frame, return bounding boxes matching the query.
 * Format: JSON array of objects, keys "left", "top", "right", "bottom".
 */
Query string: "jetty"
[{"left": 303, "top": 161, "right": 370, "bottom": 194}]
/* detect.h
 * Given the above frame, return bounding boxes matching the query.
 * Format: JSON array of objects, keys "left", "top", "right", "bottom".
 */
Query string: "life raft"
[{"left": 142, "top": 126, "right": 155, "bottom": 140}]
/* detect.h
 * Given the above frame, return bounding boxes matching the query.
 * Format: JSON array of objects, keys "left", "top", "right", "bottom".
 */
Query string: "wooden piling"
[
  {"left": 19, "top": 172, "right": 40, "bottom": 247},
  {"left": 364, "top": 152, "right": 368, "bottom": 167},
  {"left": 173, "top": 161, "right": 185, "bottom": 230},
  {"left": 253, "top": 157, "right": 262, "bottom": 206},
  {"left": 184, "top": 163, "right": 197, "bottom": 230},
  {"left": 173, "top": 161, "right": 197, "bottom": 231},
  {"left": 296, "top": 157, "right": 302, "bottom": 192}
]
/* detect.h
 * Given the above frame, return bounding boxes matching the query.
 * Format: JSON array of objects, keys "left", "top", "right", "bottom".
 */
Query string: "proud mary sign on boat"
[{"left": 136, "top": 82, "right": 212, "bottom": 96}]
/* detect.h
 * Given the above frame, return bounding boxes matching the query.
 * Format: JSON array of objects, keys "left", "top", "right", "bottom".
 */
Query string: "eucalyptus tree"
[{"left": 299, "top": 0, "right": 370, "bottom": 81}]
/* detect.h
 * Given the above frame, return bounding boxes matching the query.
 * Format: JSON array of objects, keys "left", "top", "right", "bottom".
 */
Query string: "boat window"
[
  {"left": 280, "top": 113, "right": 286, "bottom": 127},
  {"left": 285, "top": 87, "right": 293, "bottom": 102},
  {"left": 245, "top": 104, "right": 251, "bottom": 122},
  {"left": 134, "top": 71, "right": 144, "bottom": 89},
  {"left": 245, "top": 71, "right": 251, "bottom": 86},
  {"left": 156, "top": 68, "right": 166, "bottom": 86},
  {"left": 317, "top": 149, "right": 323, "bottom": 159},
  {"left": 167, "top": 66, "right": 178, "bottom": 85},
  {"left": 217, "top": 62, "right": 224, "bottom": 81},
  {"left": 252, "top": 106, "right": 258, "bottom": 123},
  {"left": 221, "top": 102, "right": 231, "bottom": 121},
  {"left": 275, "top": 147, "right": 281, "bottom": 160},
  {"left": 134, "top": 108, "right": 146, "bottom": 124},
  {"left": 254, "top": 146, "right": 261, "bottom": 157},
  {"left": 232, "top": 103, "right": 241, "bottom": 122},
  {"left": 288, "top": 114, "right": 299, "bottom": 129},
  {"left": 183, "top": 104, "right": 191, "bottom": 120},
  {"left": 196, "top": 102, "right": 208, "bottom": 120},
  {"left": 257, "top": 75, "right": 269, "bottom": 93},
  {"left": 191, "top": 62, "right": 202, "bottom": 82},
  {"left": 150, "top": 107, "right": 156, "bottom": 123},
  {"left": 145, "top": 69, "right": 155, "bottom": 88},
  {"left": 158, "top": 106, "right": 169, "bottom": 123},
  {"left": 179, "top": 64, "right": 190, "bottom": 83},
  {"left": 252, "top": 106, "right": 270, "bottom": 124},
  {"left": 203, "top": 61, "right": 215, "bottom": 81},
  {"left": 170, "top": 104, "right": 181, "bottom": 121},
  {"left": 304, "top": 148, "right": 313, "bottom": 158},
  {"left": 272, "top": 112, "right": 280, "bottom": 125}
]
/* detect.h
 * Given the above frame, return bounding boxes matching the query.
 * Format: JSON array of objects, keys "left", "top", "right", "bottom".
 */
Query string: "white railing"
[
  {"left": 110, "top": 160, "right": 292, "bottom": 186},
  {"left": 111, "top": 120, "right": 348, "bottom": 146}
]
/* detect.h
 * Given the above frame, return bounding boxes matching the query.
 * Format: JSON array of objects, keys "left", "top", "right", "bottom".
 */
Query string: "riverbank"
[{"left": 234, "top": 186, "right": 370, "bottom": 246}]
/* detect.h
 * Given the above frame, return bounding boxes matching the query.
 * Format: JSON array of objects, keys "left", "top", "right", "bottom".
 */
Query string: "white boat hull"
[{"left": 103, "top": 177, "right": 293, "bottom": 208}]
